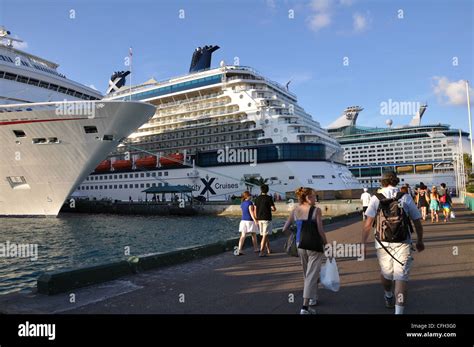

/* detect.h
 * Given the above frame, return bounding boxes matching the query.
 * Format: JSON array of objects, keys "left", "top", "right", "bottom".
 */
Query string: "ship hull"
[
  {"left": 75, "top": 160, "right": 362, "bottom": 202},
  {"left": 0, "top": 101, "right": 155, "bottom": 216}
]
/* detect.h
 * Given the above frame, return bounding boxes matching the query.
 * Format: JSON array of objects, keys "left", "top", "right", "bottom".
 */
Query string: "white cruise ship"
[
  {"left": 327, "top": 105, "right": 471, "bottom": 189},
  {"left": 74, "top": 46, "right": 361, "bottom": 202},
  {"left": 0, "top": 27, "right": 156, "bottom": 216}
]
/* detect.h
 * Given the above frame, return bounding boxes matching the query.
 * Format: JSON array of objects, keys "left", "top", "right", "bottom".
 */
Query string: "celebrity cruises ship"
[
  {"left": 0, "top": 27, "right": 156, "bottom": 216},
  {"left": 74, "top": 46, "right": 361, "bottom": 201},
  {"left": 327, "top": 105, "right": 471, "bottom": 189}
]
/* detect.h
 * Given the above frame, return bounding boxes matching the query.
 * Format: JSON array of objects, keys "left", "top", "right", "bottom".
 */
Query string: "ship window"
[
  {"left": 103, "top": 135, "right": 114, "bottom": 141},
  {"left": 48, "top": 84, "right": 59, "bottom": 91},
  {"left": 104, "top": 186, "right": 108, "bottom": 190},
  {"left": 158, "top": 172, "right": 162, "bottom": 176},
  {"left": 13, "top": 130, "right": 26, "bottom": 138},
  {"left": 146, "top": 183, "right": 150, "bottom": 188},
  {"left": 119, "top": 185, "right": 122, "bottom": 189},
  {"left": 114, "top": 185, "right": 117, "bottom": 189},
  {"left": 48, "top": 137, "right": 59, "bottom": 143},
  {"left": 289, "top": 176, "right": 294, "bottom": 179},
  {"left": 108, "top": 185, "right": 112, "bottom": 189},
  {"left": 146, "top": 173, "right": 150, "bottom": 177},
  {"left": 135, "top": 184, "right": 139, "bottom": 188},
  {"left": 119, "top": 175, "right": 123, "bottom": 179},
  {"left": 152, "top": 173, "right": 156, "bottom": 177},
  {"left": 58, "top": 86, "right": 68, "bottom": 93},
  {"left": 84, "top": 126, "right": 98, "bottom": 134},
  {"left": 140, "top": 184, "right": 144, "bottom": 188},
  {"left": 140, "top": 173, "right": 144, "bottom": 177},
  {"left": 164, "top": 172, "right": 168, "bottom": 176},
  {"left": 4, "top": 72, "right": 16, "bottom": 80},
  {"left": 28, "top": 78, "right": 40, "bottom": 86},
  {"left": 32, "top": 138, "right": 47, "bottom": 144}
]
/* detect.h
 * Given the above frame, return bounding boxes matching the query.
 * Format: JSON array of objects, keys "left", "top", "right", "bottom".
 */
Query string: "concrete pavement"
[{"left": 1, "top": 204, "right": 473, "bottom": 314}]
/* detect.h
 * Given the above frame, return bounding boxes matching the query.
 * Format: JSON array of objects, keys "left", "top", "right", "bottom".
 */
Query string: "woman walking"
[
  {"left": 236, "top": 191, "right": 259, "bottom": 255},
  {"left": 429, "top": 186, "right": 440, "bottom": 223},
  {"left": 283, "top": 187, "right": 328, "bottom": 314},
  {"left": 415, "top": 184, "right": 430, "bottom": 221}
]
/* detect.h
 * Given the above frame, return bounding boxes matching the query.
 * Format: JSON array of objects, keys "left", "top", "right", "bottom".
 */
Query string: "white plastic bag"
[
  {"left": 320, "top": 258, "right": 340, "bottom": 292},
  {"left": 450, "top": 211, "right": 456, "bottom": 219}
]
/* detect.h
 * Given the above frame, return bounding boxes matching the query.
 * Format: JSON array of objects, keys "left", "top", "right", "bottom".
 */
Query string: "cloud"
[
  {"left": 12, "top": 35, "right": 28, "bottom": 50},
  {"left": 307, "top": 0, "right": 333, "bottom": 32},
  {"left": 265, "top": 0, "right": 276, "bottom": 9},
  {"left": 432, "top": 77, "right": 473, "bottom": 105},
  {"left": 307, "top": 0, "right": 364, "bottom": 33},
  {"left": 310, "top": 0, "right": 331, "bottom": 11},
  {"left": 308, "top": 13, "right": 332, "bottom": 31},
  {"left": 353, "top": 12, "right": 369, "bottom": 32}
]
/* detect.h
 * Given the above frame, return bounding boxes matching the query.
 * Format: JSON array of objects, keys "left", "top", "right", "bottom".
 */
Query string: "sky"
[{"left": 1, "top": 0, "right": 473, "bottom": 131}]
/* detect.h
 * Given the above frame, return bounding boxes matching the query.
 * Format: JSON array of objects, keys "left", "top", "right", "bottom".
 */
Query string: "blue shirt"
[{"left": 241, "top": 200, "right": 254, "bottom": 221}]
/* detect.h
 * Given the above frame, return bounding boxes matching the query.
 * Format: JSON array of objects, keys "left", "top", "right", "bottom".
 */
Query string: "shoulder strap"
[
  {"left": 395, "top": 192, "right": 406, "bottom": 200},
  {"left": 375, "top": 193, "right": 386, "bottom": 201},
  {"left": 307, "top": 205, "right": 316, "bottom": 221}
]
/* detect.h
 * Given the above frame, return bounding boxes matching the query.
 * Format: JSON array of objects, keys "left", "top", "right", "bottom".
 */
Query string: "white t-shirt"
[
  {"left": 365, "top": 186, "right": 421, "bottom": 247},
  {"left": 360, "top": 192, "right": 371, "bottom": 207}
]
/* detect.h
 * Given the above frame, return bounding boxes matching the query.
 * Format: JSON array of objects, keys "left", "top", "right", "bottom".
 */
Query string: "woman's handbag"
[
  {"left": 298, "top": 206, "right": 324, "bottom": 252},
  {"left": 284, "top": 232, "right": 298, "bottom": 257}
]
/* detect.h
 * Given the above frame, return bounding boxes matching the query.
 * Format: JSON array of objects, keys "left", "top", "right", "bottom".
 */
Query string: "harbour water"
[{"left": 0, "top": 214, "right": 285, "bottom": 295}]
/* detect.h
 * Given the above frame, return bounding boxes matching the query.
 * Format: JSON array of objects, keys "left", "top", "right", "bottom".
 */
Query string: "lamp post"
[{"left": 466, "top": 80, "right": 473, "bottom": 173}]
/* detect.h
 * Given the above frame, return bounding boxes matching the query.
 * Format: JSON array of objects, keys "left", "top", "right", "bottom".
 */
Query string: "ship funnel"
[
  {"left": 107, "top": 70, "right": 131, "bottom": 94},
  {"left": 189, "top": 45, "right": 220, "bottom": 73},
  {"left": 327, "top": 106, "right": 364, "bottom": 129},
  {"left": 409, "top": 103, "right": 427, "bottom": 127}
]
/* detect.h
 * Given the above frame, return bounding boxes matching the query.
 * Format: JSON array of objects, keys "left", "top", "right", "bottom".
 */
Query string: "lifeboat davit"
[
  {"left": 113, "top": 160, "right": 132, "bottom": 171},
  {"left": 95, "top": 160, "right": 111, "bottom": 173},
  {"left": 135, "top": 156, "right": 157, "bottom": 169},
  {"left": 159, "top": 153, "right": 184, "bottom": 166}
]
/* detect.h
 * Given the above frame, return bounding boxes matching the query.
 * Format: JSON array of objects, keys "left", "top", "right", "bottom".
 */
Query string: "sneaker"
[
  {"left": 384, "top": 294, "right": 395, "bottom": 309},
  {"left": 309, "top": 298, "right": 318, "bottom": 306},
  {"left": 300, "top": 307, "right": 317, "bottom": 314}
]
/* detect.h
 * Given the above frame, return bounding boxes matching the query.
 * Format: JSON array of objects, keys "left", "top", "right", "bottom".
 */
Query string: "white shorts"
[
  {"left": 376, "top": 242, "right": 413, "bottom": 281},
  {"left": 239, "top": 220, "right": 257, "bottom": 234},
  {"left": 258, "top": 220, "right": 272, "bottom": 236}
]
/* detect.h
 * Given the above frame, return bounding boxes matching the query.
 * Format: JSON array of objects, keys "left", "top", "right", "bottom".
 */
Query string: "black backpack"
[{"left": 374, "top": 192, "right": 413, "bottom": 243}]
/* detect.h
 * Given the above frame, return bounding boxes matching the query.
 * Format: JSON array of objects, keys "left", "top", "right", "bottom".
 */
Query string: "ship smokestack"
[{"left": 189, "top": 45, "right": 220, "bottom": 73}]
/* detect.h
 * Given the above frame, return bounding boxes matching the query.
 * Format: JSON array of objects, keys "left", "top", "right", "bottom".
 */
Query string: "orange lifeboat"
[
  {"left": 135, "top": 156, "right": 157, "bottom": 169},
  {"left": 95, "top": 160, "right": 111, "bottom": 173},
  {"left": 159, "top": 153, "right": 184, "bottom": 166},
  {"left": 113, "top": 160, "right": 132, "bottom": 171}
]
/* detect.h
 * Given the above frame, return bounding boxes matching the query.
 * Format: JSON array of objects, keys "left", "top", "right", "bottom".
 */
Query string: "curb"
[{"left": 37, "top": 211, "right": 361, "bottom": 295}]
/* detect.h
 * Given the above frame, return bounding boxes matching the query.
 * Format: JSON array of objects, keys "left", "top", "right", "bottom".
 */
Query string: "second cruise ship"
[
  {"left": 327, "top": 105, "right": 471, "bottom": 190},
  {"left": 74, "top": 46, "right": 361, "bottom": 201}
]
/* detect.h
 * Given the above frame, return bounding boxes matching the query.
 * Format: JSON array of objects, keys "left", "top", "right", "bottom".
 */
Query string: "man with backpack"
[{"left": 361, "top": 172, "right": 424, "bottom": 314}]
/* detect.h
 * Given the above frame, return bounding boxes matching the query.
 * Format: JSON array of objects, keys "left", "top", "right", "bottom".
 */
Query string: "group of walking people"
[
  {"left": 414, "top": 183, "right": 453, "bottom": 223},
  {"left": 237, "top": 172, "right": 435, "bottom": 314}
]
